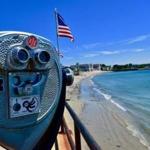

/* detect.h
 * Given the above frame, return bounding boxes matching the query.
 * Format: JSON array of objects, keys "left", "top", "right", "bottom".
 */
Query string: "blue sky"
[{"left": 0, "top": 0, "right": 150, "bottom": 65}]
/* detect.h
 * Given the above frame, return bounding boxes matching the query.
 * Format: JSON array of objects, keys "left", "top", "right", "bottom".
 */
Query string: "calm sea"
[{"left": 92, "top": 70, "right": 150, "bottom": 147}]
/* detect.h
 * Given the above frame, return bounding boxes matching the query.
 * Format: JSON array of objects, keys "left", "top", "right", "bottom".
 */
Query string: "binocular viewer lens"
[
  {"left": 36, "top": 50, "right": 50, "bottom": 64},
  {"left": 11, "top": 47, "right": 30, "bottom": 64},
  {"left": 17, "top": 49, "right": 30, "bottom": 63}
]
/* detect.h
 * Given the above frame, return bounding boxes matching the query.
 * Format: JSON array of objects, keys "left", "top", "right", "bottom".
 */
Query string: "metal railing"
[{"left": 60, "top": 102, "right": 101, "bottom": 150}]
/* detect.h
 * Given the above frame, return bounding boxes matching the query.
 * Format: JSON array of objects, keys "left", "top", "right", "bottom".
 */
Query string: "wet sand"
[{"left": 65, "top": 71, "right": 149, "bottom": 150}]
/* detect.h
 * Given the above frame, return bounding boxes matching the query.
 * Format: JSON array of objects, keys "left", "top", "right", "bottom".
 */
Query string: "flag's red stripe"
[
  {"left": 58, "top": 35, "right": 73, "bottom": 40},
  {"left": 58, "top": 30, "right": 72, "bottom": 34},
  {"left": 59, "top": 35, "right": 74, "bottom": 41},
  {"left": 58, "top": 34, "right": 74, "bottom": 39},
  {"left": 58, "top": 28, "right": 71, "bottom": 33},
  {"left": 58, "top": 32, "right": 72, "bottom": 36},
  {"left": 58, "top": 28, "right": 71, "bottom": 32},
  {"left": 58, "top": 25, "right": 70, "bottom": 30}
]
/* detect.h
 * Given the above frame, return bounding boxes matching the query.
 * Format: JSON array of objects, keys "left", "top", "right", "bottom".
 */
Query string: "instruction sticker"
[{"left": 9, "top": 95, "right": 40, "bottom": 118}]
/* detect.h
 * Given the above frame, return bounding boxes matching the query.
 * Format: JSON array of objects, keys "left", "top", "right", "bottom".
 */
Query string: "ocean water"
[{"left": 92, "top": 70, "right": 150, "bottom": 148}]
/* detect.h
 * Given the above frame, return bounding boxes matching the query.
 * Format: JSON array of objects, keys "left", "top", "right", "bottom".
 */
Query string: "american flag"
[{"left": 56, "top": 13, "right": 74, "bottom": 41}]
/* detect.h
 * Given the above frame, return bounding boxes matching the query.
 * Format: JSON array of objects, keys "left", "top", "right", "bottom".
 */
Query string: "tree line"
[{"left": 112, "top": 63, "right": 150, "bottom": 71}]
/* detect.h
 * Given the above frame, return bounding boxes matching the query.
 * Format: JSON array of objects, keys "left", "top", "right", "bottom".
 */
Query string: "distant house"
[
  {"left": 70, "top": 63, "right": 108, "bottom": 74},
  {"left": 70, "top": 64, "right": 94, "bottom": 72},
  {"left": 93, "top": 64, "right": 101, "bottom": 70},
  {"left": 101, "top": 66, "right": 111, "bottom": 71},
  {"left": 79, "top": 64, "right": 93, "bottom": 71}
]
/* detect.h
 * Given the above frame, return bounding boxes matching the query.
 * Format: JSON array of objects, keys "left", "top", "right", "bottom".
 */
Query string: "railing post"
[
  {"left": 60, "top": 121, "right": 65, "bottom": 133},
  {"left": 74, "top": 123, "right": 81, "bottom": 150},
  {"left": 62, "top": 118, "right": 76, "bottom": 150},
  {"left": 55, "top": 138, "right": 59, "bottom": 150}
]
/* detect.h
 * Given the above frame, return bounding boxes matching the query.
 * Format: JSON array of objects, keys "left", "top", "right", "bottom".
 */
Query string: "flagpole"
[{"left": 54, "top": 8, "right": 60, "bottom": 58}]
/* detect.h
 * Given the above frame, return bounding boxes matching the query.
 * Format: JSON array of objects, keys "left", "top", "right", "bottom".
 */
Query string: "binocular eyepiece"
[
  {"left": 10, "top": 46, "right": 51, "bottom": 69},
  {"left": 11, "top": 47, "right": 30, "bottom": 64},
  {"left": 35, "top": 50, "right": 51, "bottom": 64}
]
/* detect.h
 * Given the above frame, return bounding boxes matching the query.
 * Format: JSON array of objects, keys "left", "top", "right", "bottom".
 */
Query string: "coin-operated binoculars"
[{"left": 0, "top": 31, "right": 73, "bottom": 150}]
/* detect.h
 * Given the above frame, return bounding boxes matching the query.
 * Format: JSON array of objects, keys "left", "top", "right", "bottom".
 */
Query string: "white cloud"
[
  {"left": 83, "top": 48, "right": 145, "bottom": 58},
  {"left": 132, "top": 49, "right": 145, "bottom": 52},
  {"left": 100, "top": 50, "right": 120, "bottom": 55},
  {"left": 82, "top": 42, "right": 101, "bottom": 49},
  {"left": 83, "top": 53, "right": 99, "bottom": 58},
  {"left": 127, "top": 35, "right": 150, "bottom": 44},
  {"left": 83, "top": 50, "right": 121, "bottom": 58},
  {"left": 84, "top": 34, "right": 150, "bottom": 50}
]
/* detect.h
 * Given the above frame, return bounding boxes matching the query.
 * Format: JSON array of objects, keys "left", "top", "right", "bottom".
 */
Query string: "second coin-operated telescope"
[{"left": 0, "top": 31, "right": 73, "bottom": 150}]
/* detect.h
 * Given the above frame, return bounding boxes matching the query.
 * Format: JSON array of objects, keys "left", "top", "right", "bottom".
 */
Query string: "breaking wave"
[{"left": 92, "top": 87, "right": 127, "bottom": 112}]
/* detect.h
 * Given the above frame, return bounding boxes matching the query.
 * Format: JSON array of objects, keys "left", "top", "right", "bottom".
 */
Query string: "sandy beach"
[{"left": 64, "top": 71, "right": 149, "bottom": 150}]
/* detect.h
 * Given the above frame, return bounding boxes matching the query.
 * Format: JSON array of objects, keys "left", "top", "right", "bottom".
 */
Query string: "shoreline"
[{"left": 65, "top": 71, "right": 149, "bottom": 150}]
